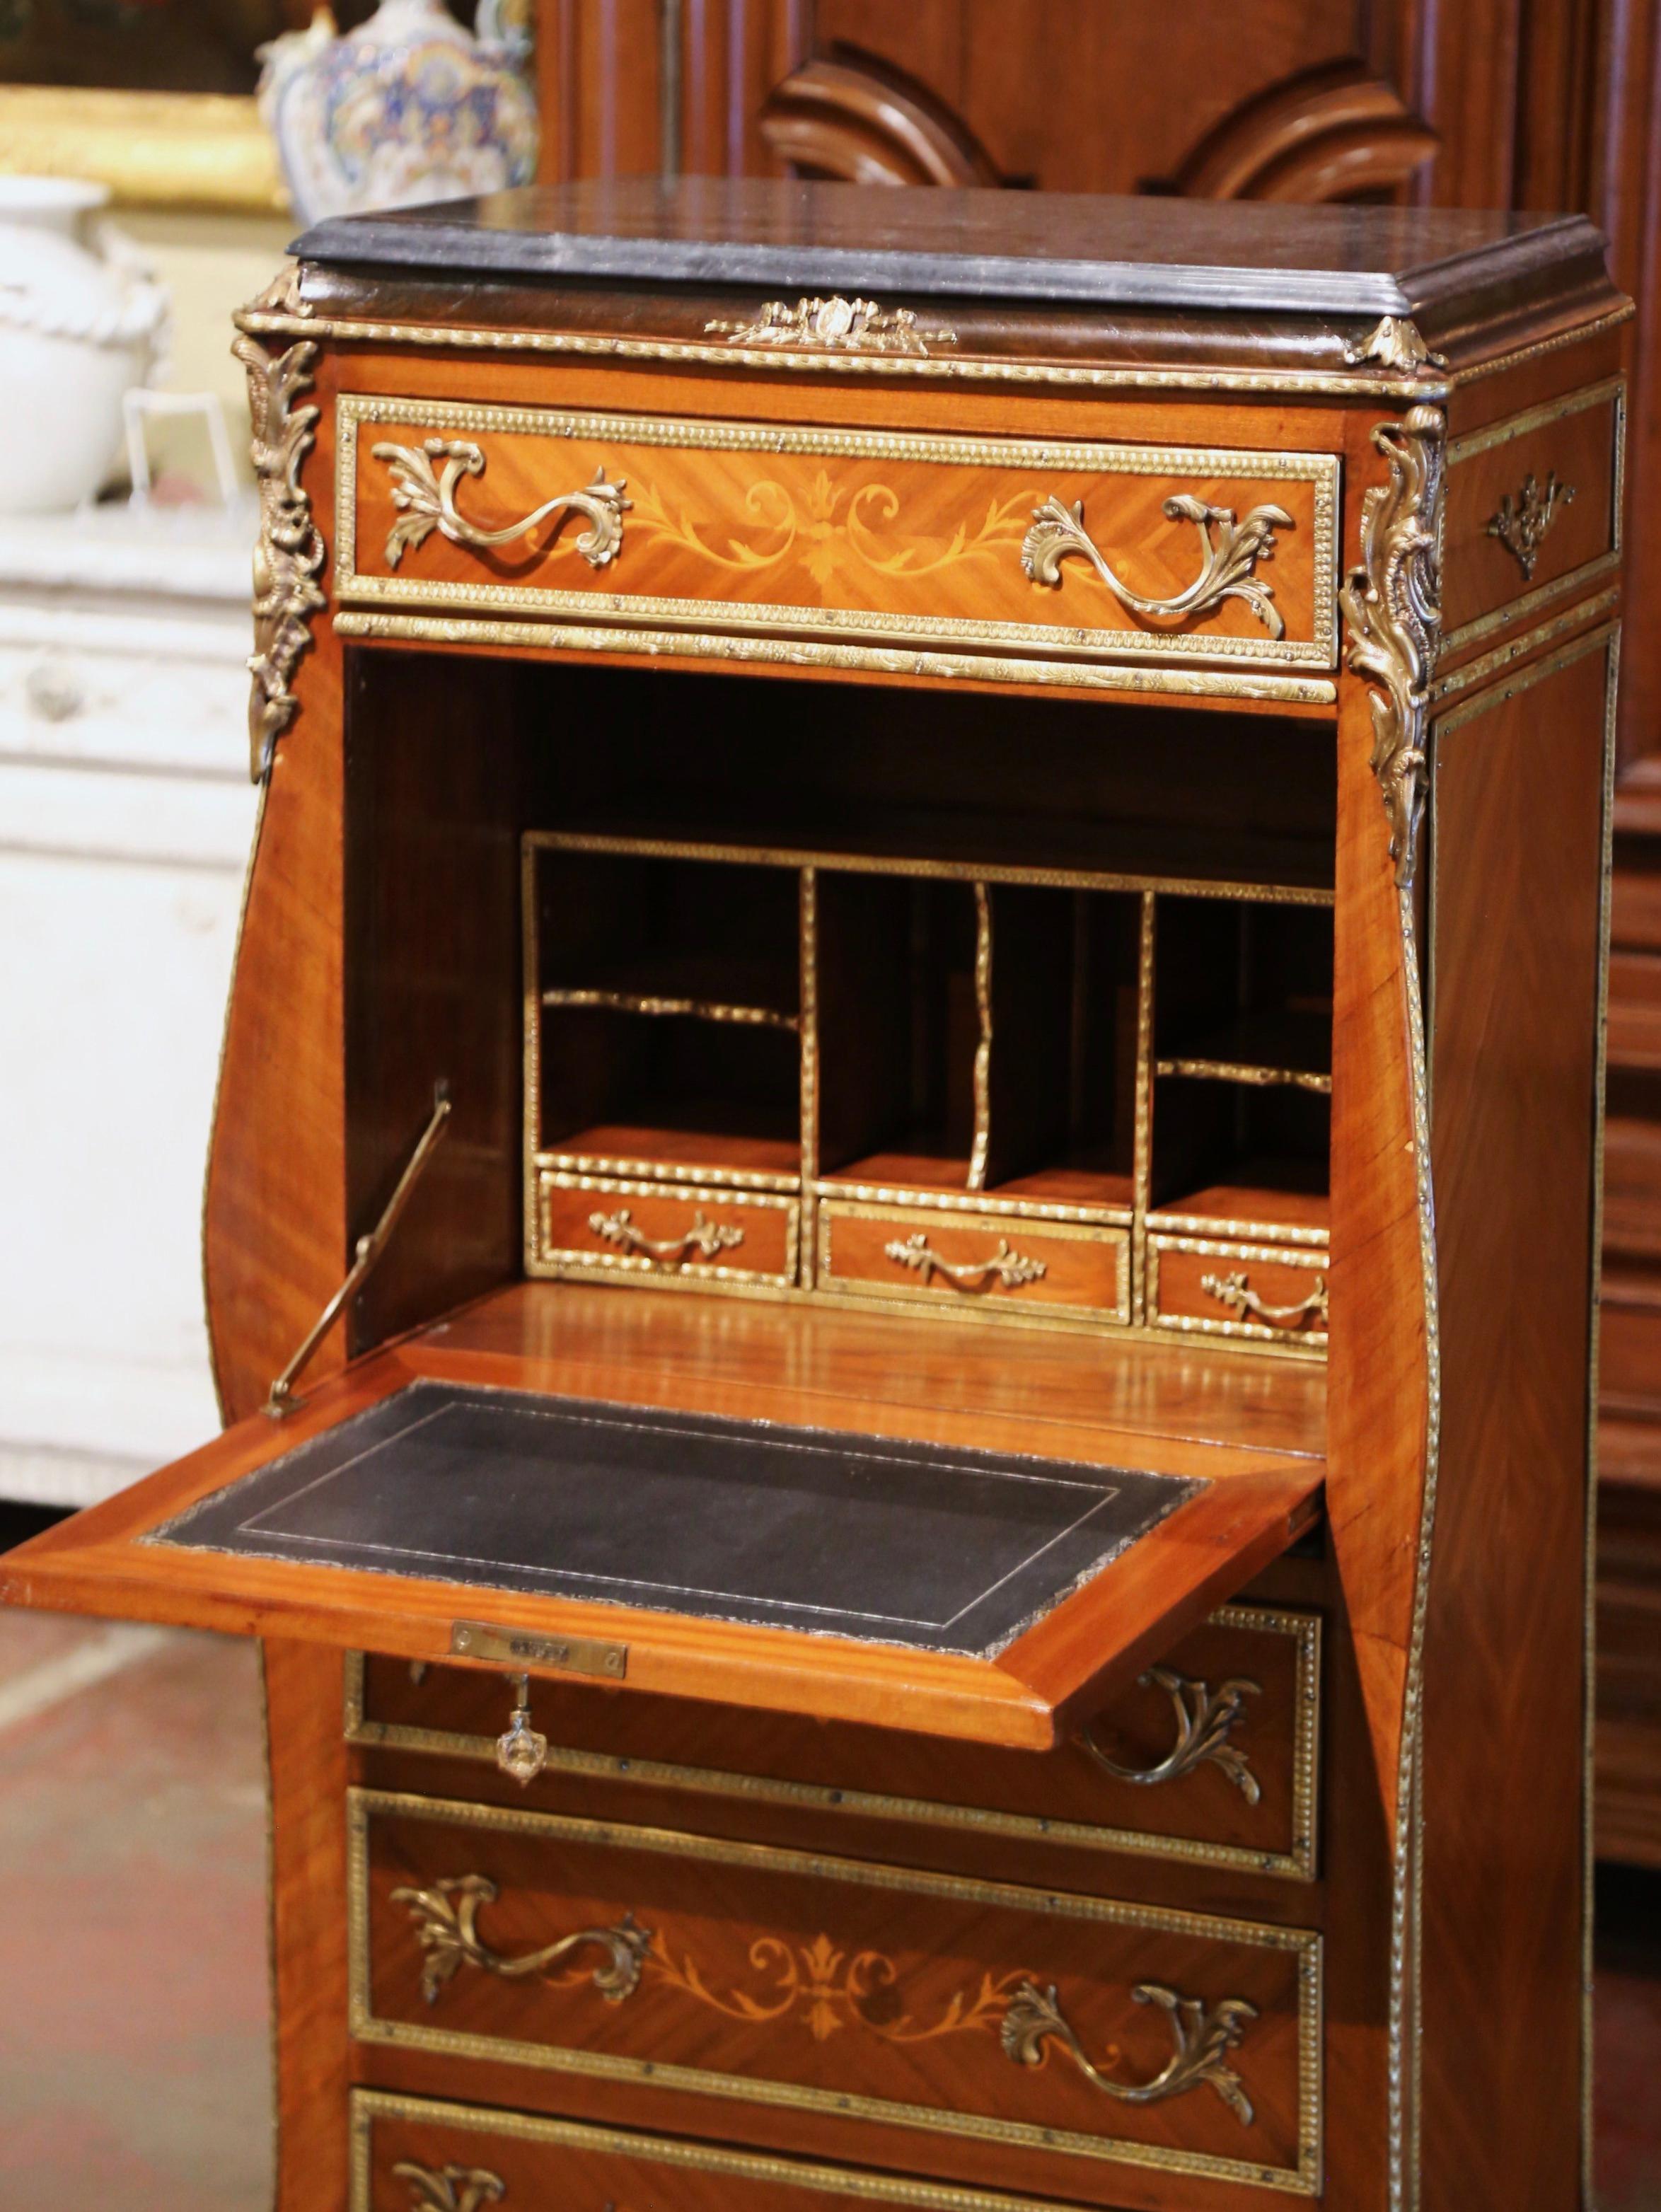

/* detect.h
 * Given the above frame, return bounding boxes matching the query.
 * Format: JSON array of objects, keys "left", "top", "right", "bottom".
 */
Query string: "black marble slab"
[
  {"left": 147, "top": 1381, "right": 1203, "bottom": 1657},
  {"left": 294, "top": 176, "right": 1602, "bottom": 318}
]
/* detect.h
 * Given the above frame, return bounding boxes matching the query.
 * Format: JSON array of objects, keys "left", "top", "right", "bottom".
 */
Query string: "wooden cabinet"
[{"left": 0, "top": 185, "right": 1624, "bottom": 2212}]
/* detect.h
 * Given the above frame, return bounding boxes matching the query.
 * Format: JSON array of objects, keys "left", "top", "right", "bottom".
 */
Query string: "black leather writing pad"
[{"left": 149, "top": 1382, "right": 1203, "bottom": 1657}]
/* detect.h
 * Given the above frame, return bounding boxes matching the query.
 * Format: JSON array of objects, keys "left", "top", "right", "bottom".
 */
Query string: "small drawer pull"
[
  {"left": 1486, "top": 468, "right": 1575, "bottom": 579},
  {"left": 1001, "top": 1978, "right": 1259, "bottom": 2124},
  {"left": 1200, "top": 1268, "right": 1327, "bottom": 1329},
  {"left": 391, "top": 1873, "right": 652, "bottom": 2005},
  {"left": 589, "top": 1207, "right": 745, "bottom": 1264},
  {"left": 883, "top": 1232, "right": 1047, "bottom": 1290},
  {"left": 374, "top": 436, "right": 630, "bottom": 570},
  {"left": 1077, "top": 1666, "right": 1263, "bottom": 1803},
  {"left": 1022, "top": 492, "right": 1292, "bottom": 638},
  {"left": 392, "top": 2160, "right": 505, "bottom": 2212}
]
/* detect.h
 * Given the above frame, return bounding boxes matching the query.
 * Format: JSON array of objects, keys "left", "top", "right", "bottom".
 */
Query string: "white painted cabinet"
[{"left": 0, "top": 507, "right": 259, "bottom": 1505}]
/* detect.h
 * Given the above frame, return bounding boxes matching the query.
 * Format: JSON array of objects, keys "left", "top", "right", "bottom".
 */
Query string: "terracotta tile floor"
[{"left": 0, "top": 1601, "right": 1657, "bottom": 2211}]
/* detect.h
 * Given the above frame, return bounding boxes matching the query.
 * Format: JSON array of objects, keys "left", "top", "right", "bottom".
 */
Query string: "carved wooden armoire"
[{"left": 0, "top": 183, "right": 1626, "bottom": 2212}]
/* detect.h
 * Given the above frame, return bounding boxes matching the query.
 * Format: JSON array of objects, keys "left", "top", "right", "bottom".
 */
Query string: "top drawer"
[{"left": 336, "top": 395, "right": 1341, "bottom": 676}]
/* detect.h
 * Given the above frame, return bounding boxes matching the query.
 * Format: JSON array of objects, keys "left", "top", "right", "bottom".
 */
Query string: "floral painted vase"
[{"left": 257, "top": 0, "right": 538, "bottom": 227}]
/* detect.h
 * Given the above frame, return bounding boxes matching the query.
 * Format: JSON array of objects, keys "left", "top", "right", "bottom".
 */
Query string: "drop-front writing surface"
[{"left": 0, "top": 184, "right": 1627, "bottom": 2212}]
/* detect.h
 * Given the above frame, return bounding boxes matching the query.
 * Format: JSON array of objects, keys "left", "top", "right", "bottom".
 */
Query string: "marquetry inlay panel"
[{"left": 335, "top": 395, "right": 1340, "bottom": 669}]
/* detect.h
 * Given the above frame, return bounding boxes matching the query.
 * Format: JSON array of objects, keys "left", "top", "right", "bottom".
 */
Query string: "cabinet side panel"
[
  {"left": 1422, "top": 635, "right": 1614, "bottom": 2212},
  {"left": 345, "top": 649, "right": 526, "bottom": 1351},
  {"left": 204, "top": 369, "right": 347, "bottom": 1425},
  {"left": 266, "top": 1637, "right": 353, "bottom": 2212}
]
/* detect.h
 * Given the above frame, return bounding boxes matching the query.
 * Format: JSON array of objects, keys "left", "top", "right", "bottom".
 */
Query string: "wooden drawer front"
[
  {"left": 350, "top": 1788, "right": 1321, "bottom": 2195},
  {"left": 349, "top": 1604, "right": 1320, "bottom": 1880},
  {"left": 354, "top": 2090, "right": 1118, "bottom": 2212},
  {"left": 533, "top": 1173, "right": 799, "bottom": 1287},
  {"left": 1444, "top": 379, "right": 1623, "bottom": 647},
  {"left": 337, "top": 395, "right": 1340, "bottom": 672},
  {"left": 1149, "top": 1238, "right": 1327, "bottom": 1350},
  {"left": 817, "top": 1202, "right": 1130, "bottom": 1324}
]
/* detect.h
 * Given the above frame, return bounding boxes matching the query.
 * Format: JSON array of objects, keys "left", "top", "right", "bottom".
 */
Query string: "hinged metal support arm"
[{"left": 263, "top": 1083, "right": 452, "bottom": 1418}]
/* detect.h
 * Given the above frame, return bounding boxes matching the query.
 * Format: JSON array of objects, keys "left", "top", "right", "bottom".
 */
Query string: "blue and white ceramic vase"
[{"left": 257, "top": 0, "right": 538, "bottom": 227}]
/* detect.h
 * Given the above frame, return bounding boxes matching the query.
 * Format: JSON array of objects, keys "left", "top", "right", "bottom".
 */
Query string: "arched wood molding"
[
  {"left": 1171, "top": 58, "right": 1439, "bottom": 203},
  {"left": 758, "top": 45, "right": 1002, "bottom": 188}
]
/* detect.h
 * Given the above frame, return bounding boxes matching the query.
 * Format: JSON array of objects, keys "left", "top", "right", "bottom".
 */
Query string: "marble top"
[{"left": 294, "top": 177, "right": 1603, "bottom": 317}]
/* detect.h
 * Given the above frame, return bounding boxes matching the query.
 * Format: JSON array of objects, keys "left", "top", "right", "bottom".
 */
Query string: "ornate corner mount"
[
  {"left": 1486, "top": 469, "right": 1575, "bottom": 580},
  {"left": 237, "top": 262, "right": 313, "bottom": 327},
  {"left": 1022, "top": 494, "right": 1292, "bottom": 640},
  {"left": 1078, "top": 1667, "right": 1263, "bottom": 1802},
  {"left": 372, "top": 439, "right": 629, "bottom": 571},
  {"left": 234, "top": 332, "right": 325, "bottom": 784},
  {"left": 1343, "top": 315, "right": 1448, "bottom": 374},
  {"left": 1000, "top": 1979, "right": 1259, "bottom": 2125},
  {"left": 390, "top": 1873, "right": 652, "bottom": 2005},
  {"left": 704, "top": 295, "right": 954, "bottom": 357},
  {"left": 1339, "top": 405, "right": 1446, "bottom": 888},
  {"left": 392, "top": 2162, "right": 507, "bottom": 2212}
]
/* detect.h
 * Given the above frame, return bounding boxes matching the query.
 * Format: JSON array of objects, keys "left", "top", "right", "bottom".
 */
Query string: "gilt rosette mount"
[
  {"left": 374, "top": 437, "right": 630, "bottom": 569},
  {"left": 1022, "top": 494, "right": 1293, "bottom": 639},
  {"left": 705, "top": 294, "right": 953, "bottom": 357}
]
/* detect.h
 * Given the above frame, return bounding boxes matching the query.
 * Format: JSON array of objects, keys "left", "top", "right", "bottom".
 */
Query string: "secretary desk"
[{"left": 0, "top": 184, "right": 1627, "bottom": 2212}]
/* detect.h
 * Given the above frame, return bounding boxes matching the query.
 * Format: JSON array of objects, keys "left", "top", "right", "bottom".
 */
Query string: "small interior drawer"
[
  {"left": 1148, "top": 1237, "right": 1328, "bottom": 1350},
  {"left": 349, "top": 1786, "right": 1321, "bottom": 2196},
  {"left": 532, "top": 1171, "right": 799, "bottom": 1286},
  {"left": 348, "top": 1602, "right": 1322, "bottom": 1881},
  {"left": 817, "top": 1200, "right": 1130, "bottom": 1323}
]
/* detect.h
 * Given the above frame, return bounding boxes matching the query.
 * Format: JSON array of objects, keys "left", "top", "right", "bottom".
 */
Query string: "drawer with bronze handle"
[
  {"left": 1442, "top": 376, "right": 1624, "bottom": 652},
  {"left": 356, "top": 2087, "right": 1263, "bottom": 2212},
  {"left": 335, "top": 394, "right": 1341, "bottom": 688},
  {"left": 1147, "top": 1236, "right": 1327, "bottom": 1353},
  {"left": 347, "top": 1603, "right": 1321, "bottom": 1881},
  {"left": 349, "top": 1787, "right": 1321, "bottom": 2196},
  {"left": 816, "top": 1200, "right": 1130, "bottom": 1325},
  {"left": 531, "top": 1171, "right": 799, "bottom": 1287}
]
